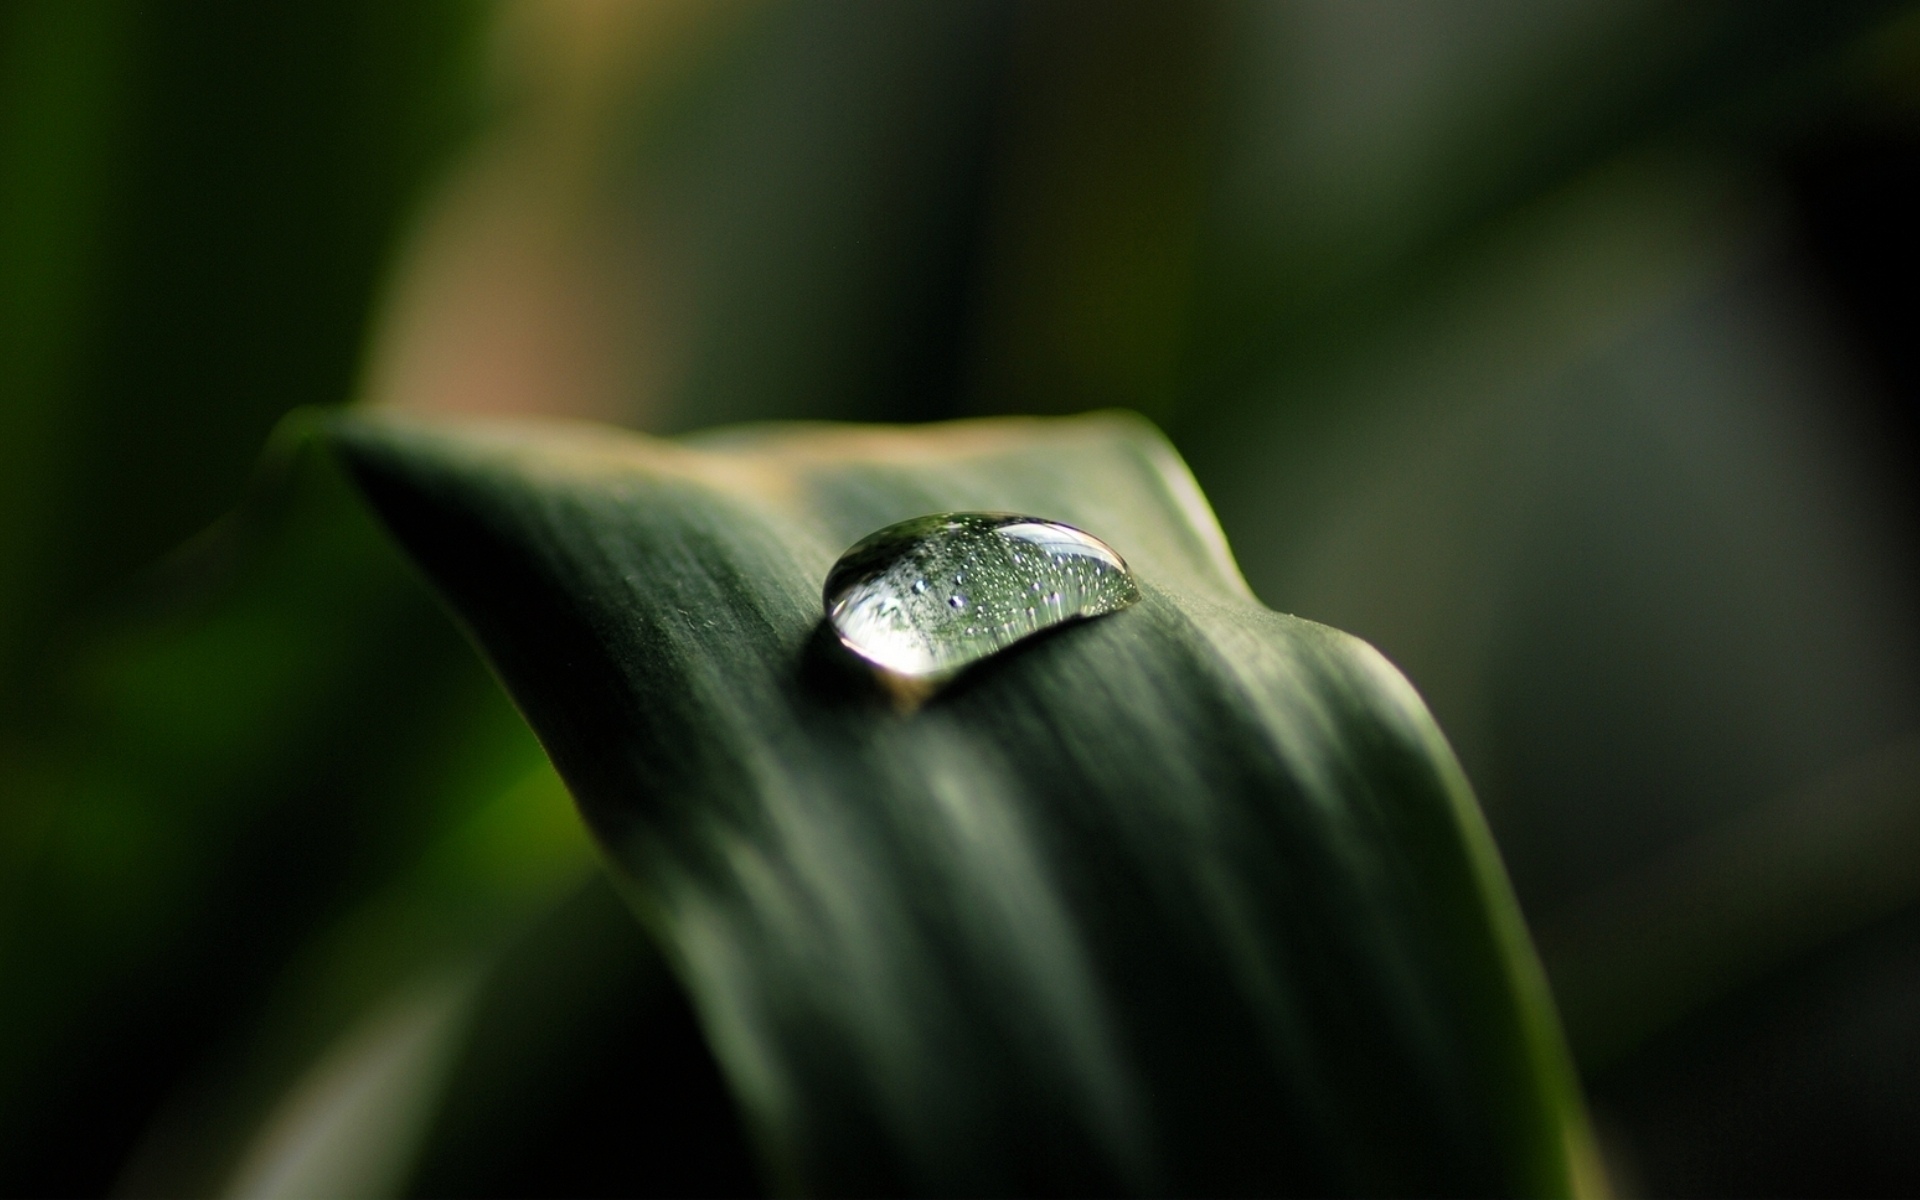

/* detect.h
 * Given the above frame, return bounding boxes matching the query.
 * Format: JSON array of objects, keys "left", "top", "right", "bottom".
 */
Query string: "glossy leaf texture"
[{"left": 329, "top": 408, "right": 1593, "bottom": 1197}]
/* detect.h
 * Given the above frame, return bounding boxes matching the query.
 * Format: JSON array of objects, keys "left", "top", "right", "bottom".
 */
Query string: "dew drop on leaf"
[{"left": 823, "top": 513, "right": 1140, "bottom": 680}]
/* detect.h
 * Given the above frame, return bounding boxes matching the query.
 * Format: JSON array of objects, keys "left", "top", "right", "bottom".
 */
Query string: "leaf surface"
[{"left": 330, "top": 409, "right": 1590, "bottom": 1197}]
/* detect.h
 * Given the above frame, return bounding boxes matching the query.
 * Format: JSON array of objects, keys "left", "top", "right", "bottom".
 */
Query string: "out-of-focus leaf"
[
  {"left": 0, "top": 0, "right": 486, "bottom": 707},
  {"left": 0, "top": 3, "right": 493, "bottom": 1174},
  {"left": 328, "top": 409, "right": 1593, "bottom": 1197},
  {"left": 0, "top": 441, "right": 561, "bottom": 1192},
  {"left": 155, "top": 865, "right": 759, "bottom": 1200},
  {"left": 147, "top": 750, "right": 626, "bottom": 1199},
  {"left": 0, "top": 0, "right": 135, "bottom": 681},
  {"left": 401, "top": 874, "right": 759, "bottom": 1199},
  {"left": 1178, "top": 0, "right": 1913, "bottom": 419},
  {"left": 114, "top": 635, "right": 755, "bottom": 1199},
  {"left": 1539, "top": 734, "right": 1920, "bottom": 1066},
  {"left": 220, "top": 969, "right": 479, "bottom": 1200}
]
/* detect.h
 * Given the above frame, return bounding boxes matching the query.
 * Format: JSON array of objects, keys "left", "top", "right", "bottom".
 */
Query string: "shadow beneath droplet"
[
  {"left": 796, "top": 619, "right": 921, "bottom": 714},
  {"left": 796, "top": 609, "right": 1129, "bottom": 719}
]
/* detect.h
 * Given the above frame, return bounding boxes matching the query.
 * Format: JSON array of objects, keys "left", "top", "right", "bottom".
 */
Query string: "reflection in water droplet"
[{"left": 823, "top": 513, "right": 1140, "bottom": 680}]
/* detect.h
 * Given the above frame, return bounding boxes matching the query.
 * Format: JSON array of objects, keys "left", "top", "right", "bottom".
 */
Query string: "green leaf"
[{"left": 327, "top": 408, "right": 1593, "bottom": 1197}]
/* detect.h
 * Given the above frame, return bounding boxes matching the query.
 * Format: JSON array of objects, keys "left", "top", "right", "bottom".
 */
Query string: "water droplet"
[{"left": 823, "top": 513, "right": 1140, "bottom": 680}]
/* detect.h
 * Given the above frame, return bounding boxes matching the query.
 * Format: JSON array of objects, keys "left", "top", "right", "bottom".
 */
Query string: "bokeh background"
[{"left": 3, "top": 1, "right": 1919, "bottom": 1195}]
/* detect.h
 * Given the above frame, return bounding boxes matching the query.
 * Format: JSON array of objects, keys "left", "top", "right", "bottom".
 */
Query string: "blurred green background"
[{"left": 3, "top": 0, "right": 1918, "bottom": 1195}]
